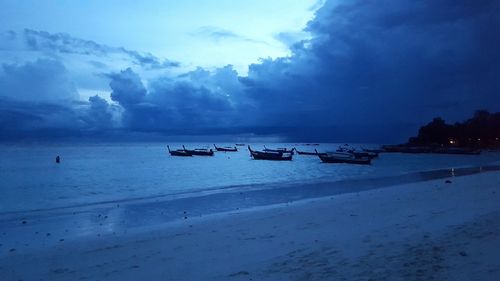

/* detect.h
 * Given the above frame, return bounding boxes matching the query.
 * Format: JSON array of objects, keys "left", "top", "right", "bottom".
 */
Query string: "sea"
[{"left": 1, "top": 142, "right": 500, "bottom": 214}]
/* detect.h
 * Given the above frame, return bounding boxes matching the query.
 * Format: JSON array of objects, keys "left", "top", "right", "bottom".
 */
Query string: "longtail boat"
[
  {"left": 263, "top": 145, "right": 295, "bottom": 155},
  {"left": 183, "top": 145, "right": 214, "bottom": 156},
  {"left": 248, "top": 146, "right": 293, "bottom": 161},
  {"left": 167, "top": 145, "right": 192, "bottom": 157},
  {"left": 316, "top": 149, "right": 371, "bottom": 165},
  {"left": 294, "top": 148, "right": 319, "bottom": 155},
  {"left": 213, "top": 144, "right": 238, "bottom": 152}
]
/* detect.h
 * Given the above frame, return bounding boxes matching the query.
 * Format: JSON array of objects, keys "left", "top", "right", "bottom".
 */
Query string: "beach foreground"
[{"left": 2, "top": 172, "right": 500, "bottom": 281}]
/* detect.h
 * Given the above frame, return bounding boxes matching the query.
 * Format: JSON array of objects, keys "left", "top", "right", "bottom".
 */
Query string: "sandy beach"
[{"left": 1, "top": 171, "right": 500, "bottom": 281}]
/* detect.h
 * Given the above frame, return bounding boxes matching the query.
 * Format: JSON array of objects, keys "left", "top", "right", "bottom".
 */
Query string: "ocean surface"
[{"left": 1, "top": 142, "right": 500, "bottom": 213}]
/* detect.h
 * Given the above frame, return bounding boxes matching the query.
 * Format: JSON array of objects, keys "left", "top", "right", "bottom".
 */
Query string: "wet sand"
[{"left": 1, "top": 171, "right": 500, "bottom": 280}]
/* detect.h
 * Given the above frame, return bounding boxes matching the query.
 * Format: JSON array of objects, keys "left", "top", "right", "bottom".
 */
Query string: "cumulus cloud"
[
  {"left": 0, "top": 96, "right": 82, "bottom": 139},
  {"left": 108, "top": 68, "right": 147, "bottom": 106},
  {"left": 0, "top": 59, "right": 119, "bottom": 139},
  {"left": 1, "top": 0, "right": 499, "bottom": 142},
  {"left": 107, "top": 67, "right": 240, "bottom": 133},
  {"left": 0, "top": 95, "right": 119, "bottom": 140},
  {"left": 82, "top": 95, "right": 116, "bottom": 130},
  {"left": 239, "top": 0, "right": 500, "bottom": 141},
  {"left": 274, "top": 31, "right": 310, "bottom": 48},
  {"left": 0, "top": 58, "right": 78, "bottom": 102}
]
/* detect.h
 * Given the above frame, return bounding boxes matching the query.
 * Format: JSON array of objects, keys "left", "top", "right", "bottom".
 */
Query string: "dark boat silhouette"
[
  {"left": 248, "top": 146, "right": 293, "bottom": 161},
  {"left": 337, "top": 145, "right": 378, "bottom": 159},
  {"left": 167, "top": 145, "right": 192, "bottom": 157},
  {"left": 183, "top": 145, "right": 214, "bottom": 156},
  {"left": 263, "top": 145, "right": 295, "bottom": 155},
  {"left": 294, "top": 148, "right": 319, "bottom": 155},
  {"left": 315, "top": 149, "right": 371, "bottom": 165},
  {"left": 213, "top": 144, "right": 238, "bottom": 152}
]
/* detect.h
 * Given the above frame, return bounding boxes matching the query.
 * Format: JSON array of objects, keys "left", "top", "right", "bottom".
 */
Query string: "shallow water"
[{"left": 1, "top": 142, "right": 499, "bottom": 213}]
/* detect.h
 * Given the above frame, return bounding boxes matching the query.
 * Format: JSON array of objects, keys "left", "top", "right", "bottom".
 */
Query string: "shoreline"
[
  {"left": 1, "top": 171, "right": 500, "bottom": 280},
  {"left": 2, "top": 163, "right": 499, "bottom": 216}
]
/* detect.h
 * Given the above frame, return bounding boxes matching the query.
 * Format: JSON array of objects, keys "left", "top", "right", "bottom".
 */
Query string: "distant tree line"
[{"left": 408, "top": 110, "right": 500, "bottom": 148}]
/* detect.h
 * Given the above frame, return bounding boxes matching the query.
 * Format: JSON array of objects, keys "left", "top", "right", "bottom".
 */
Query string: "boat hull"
[
  {"left": 186, "top": 150, "right": 214, "bottom": 156},
  {"left": 263, "top": 146, "right": 295, "bottom": 155},
  {"left": 214, "top": 145, "right": 238, "bottom": 152},
  {"left": 295, "top": 150, "right": 319, "bottom": 155},
  {"left": 248, "top": 146, "right": 293, "bottom": 161},
  {"left": 169, "top": 151, "right": 192, "bottom": 157},
  {"left": 182, "top": 145, "right": 214, "bottom": 156},
  {"left": 318, "top": 154, "right": 371, "bottom": 165},
  {"left": 251, "top": 152, "right": 292, "bottom": 161},
  {"left": 167, "top": 145, "right": 192, "bottom": 156}
]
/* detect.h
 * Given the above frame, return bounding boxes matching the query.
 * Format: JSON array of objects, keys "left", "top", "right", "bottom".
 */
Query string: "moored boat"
[
  {"left": 263, "top": 145, "right": 295, "bottom": 155},
  {"left": 337, "top": 145, "right": 378, "bottom": 159},
  {"left": 213, "top": 144, "right": 238, "bottom": 152},
  {"left": 167, "top": 145, "right": 192, "bottom": 157},
  {"left": 183, "top": 145, "right": 214, "bottom": 156},
  {"left": 352, "top": 151, "right": 378, "bottom": 159},
  {"left": 248, "top": 146, "right": 293, "bottom": 161},
  {"left": 294, "top": 148, "right": 319, "bottom": 155},
  {"left": 315, "top": 150, "right": 371, "bottom": 165}
]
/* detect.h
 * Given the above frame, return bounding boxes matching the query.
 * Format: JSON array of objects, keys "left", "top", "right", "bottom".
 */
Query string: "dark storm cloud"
[
  {"left": 240, "top": 0, "right": 500, "bottom": 141},
  {"left": 108, "top": 68, "right": 147, "bottom": 106},
  {"left": 107, "top": 67, "right": 237, "bottom": 132},
  {"left": 22, "top": 29, "right": 179, "bottom": 69},
  {"left": 0, "top": 96, "right": 81, "bottom": 139},
  {"left": 1, "top": 0, "right": 499, "bottom": 142},
  {"left": 0, "top": 95, "right": 117, "bottom": 140},
  {"left": 274, "top": 31, "right": 308, "bottom": 47},
  {"left": 0, "top": 59, "right": 117, "bottom": 139},
  {"left": 82, "top": 95, "right": 115, "bottom": 130},
  {"left": 0, "top": 58, "right": 78, "bottom": 102}
]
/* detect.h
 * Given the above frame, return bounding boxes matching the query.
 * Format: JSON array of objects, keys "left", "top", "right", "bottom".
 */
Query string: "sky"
[{"left": 0, "top": 0, "right": 499, "bottom": 142}]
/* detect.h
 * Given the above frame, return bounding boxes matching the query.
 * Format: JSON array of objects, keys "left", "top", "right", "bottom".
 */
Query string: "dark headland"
[{"left": 383, "top": 110, "right": 500, "bottom": 154}]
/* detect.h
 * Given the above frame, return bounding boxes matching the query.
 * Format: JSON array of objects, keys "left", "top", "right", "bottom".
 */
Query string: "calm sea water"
[{"left": 1, "top": 142, "right": 499, "bottom": 213}]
